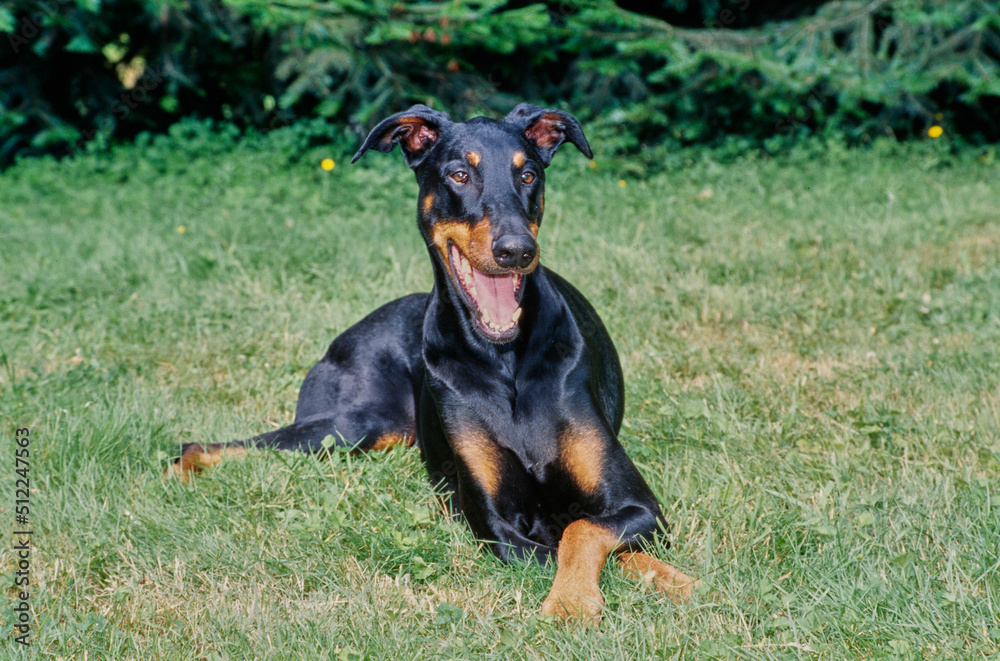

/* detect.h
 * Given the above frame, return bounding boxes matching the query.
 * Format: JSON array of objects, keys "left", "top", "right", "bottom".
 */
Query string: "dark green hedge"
[{"left": 1, "top": 0, "right": 997, "bottom": 167}]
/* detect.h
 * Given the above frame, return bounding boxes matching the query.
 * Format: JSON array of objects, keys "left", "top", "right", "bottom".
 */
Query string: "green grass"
[{"left": 1, "top": 127, "right": 998, "bottom": 659}]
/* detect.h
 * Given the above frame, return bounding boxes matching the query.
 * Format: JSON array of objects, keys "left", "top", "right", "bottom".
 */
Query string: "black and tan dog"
[{"left": 168, "top": 104, "right": 697, "bottom": 621}]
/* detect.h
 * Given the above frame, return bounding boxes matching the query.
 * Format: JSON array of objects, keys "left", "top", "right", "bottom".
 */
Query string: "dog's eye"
[
  {"left": 450, "top": 171, "right": 469, "bottom": 184},
  {"left": 521, "top": 171, "right": 536, "bottom": 185}
]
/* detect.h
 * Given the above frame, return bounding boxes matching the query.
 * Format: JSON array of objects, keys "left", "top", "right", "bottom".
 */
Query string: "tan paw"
[
  {"left": 618, "top": 551, "right": 700, "bottom": 603},
  {"left": 541, "top": 581, "right": 604, "bottom": 625},
  {"left": 164, "top": 443, "right": 246, "bottom": 482}
]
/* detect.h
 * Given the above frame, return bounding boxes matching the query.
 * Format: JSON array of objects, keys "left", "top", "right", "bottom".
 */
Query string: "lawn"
[{"left": 1, "top": 123, "right": 998, "bottom": 659}]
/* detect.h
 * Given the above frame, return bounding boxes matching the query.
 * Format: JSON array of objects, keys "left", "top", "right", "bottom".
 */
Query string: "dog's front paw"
[
  {"left": 618, "top": 551, "right": 700, "bottom": 603},
  {"left": 540, "top": 580, "right": 604, "bottom": 625}
]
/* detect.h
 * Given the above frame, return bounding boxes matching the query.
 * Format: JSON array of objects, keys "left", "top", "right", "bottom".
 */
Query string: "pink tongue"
[{"left": 471, "top": 267, "right": 518, "bottom": 325}]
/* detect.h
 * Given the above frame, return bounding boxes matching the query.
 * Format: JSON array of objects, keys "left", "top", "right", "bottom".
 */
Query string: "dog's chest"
[
  {"left": 443, "top": 374, "right": 565, "bottom": 478},
  {"left": 429, "top": 328, "right": 587, "bottom": 482}
]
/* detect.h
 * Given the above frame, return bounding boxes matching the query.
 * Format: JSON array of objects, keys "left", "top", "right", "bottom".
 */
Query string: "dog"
[{"left": 168, "top": 103, "right": 697, "bottom": 621}]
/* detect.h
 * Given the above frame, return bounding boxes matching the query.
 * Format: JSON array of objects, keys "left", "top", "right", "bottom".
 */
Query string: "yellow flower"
[
  {"left": 588, "top": 160, "right": 597, "bottom": 170},
  {"left": 618, "top": 179, "right": 627, "bottom": 188},
  {"left": 321, "top": 158, "right": 336, "bottom": 171},
  {"left": 177, "top": 225, "right": 186, "bottom": 234},
  {"left": 928, "top": 125, "right": 943, "bottom": 139}
]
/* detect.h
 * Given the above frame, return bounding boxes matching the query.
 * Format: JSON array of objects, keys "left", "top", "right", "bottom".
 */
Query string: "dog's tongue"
[{"left": 471, "top": 267, "right": 519, "bottom": 329}]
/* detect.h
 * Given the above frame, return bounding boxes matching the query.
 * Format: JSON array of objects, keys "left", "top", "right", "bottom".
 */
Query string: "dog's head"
[{"left": 352, "top": 104, "right": 592, "bottom": 343}]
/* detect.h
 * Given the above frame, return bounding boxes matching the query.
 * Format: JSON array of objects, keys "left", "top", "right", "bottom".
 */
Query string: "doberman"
[{"left": 168, "top": 103, "right": 697, "bottom": 622}]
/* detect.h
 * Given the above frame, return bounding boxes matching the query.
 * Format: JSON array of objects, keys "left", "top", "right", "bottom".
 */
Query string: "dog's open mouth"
[{"left": 449, "top": 243, "right": 525, "bottom": 342}]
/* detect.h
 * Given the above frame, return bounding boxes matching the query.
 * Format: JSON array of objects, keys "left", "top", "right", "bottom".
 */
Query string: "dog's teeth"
[
  {"left": 511, "top": 308, "right": 522, "bottom": 324},
  {"left": 482, "top": 308, "right": 491, "bottom": 325}
]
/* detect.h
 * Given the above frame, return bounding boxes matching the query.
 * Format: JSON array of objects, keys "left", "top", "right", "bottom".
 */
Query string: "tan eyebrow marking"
[
  {"left": 466, "top": 151, "right": 481, "bottom": 167},
  {"left": 513, "top": 151, "right": 525, "bottom": 168}
]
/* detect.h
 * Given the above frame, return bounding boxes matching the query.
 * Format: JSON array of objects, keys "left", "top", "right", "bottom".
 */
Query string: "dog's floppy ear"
[
  {"left": 351, "top": 105, "right": 451, "bottom": 168},
  {"left": 502, "top": 103, "right": 592, "bottom": 166}
]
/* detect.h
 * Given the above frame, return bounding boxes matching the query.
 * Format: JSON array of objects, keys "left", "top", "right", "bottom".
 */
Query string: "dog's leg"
[
  {"left": 165, "top": 418, "right": 415, "bottom": 482},
  {"left": 540, "top": 519, "right": 619, "bottom": 624},
  {"left": 165, "top": 294, "right": 426, "bottom": 482},
  {"left": 617, "top": 551, "right": 699, "bottom": 603}
]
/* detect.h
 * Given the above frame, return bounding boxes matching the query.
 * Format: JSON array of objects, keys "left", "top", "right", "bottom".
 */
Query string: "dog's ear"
[
  {"left": 502, "top": 103, "right": 592, "bottom": 166},
  {"left": 351, "top": 105, "right": 451, "bottom": 168}
]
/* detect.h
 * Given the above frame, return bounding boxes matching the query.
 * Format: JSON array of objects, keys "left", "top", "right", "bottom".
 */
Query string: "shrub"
[{"left": 1, "top": 0, "right": 997, "bottom": 167}]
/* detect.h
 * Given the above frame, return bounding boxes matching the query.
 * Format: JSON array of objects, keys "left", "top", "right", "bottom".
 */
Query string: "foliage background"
[{"left": 1, "top": 0, "right": 998, "bottom": 168}]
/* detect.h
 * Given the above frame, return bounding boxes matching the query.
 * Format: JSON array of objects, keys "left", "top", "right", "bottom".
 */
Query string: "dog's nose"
[{"left": 492, "top": 234, "right": 537, "bottom": 270}]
